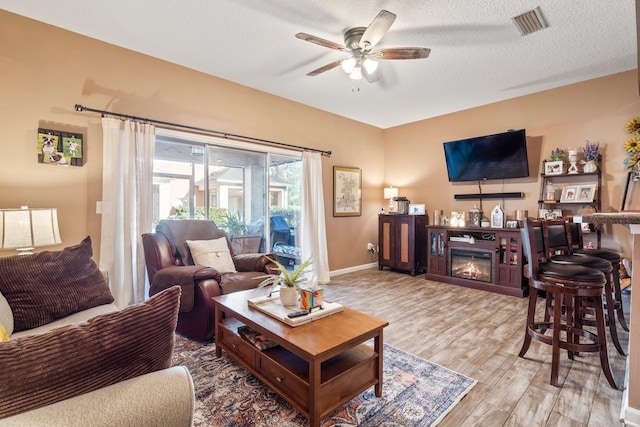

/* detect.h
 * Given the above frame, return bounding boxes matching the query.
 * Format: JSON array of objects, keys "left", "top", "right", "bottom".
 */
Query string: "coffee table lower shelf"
[{"left": 218, "top": 318, "right": 379, "bottom": 423}]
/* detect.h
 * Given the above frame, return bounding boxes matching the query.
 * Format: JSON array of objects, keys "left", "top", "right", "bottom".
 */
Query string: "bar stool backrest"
[
  {"left": 542, "top": 218, "right": 573, "bottom": 259},
  {"left": 568, "top": 222, "right": 584, "bottom": 249},
  {"left": 521, "top": 218, "right": 546, "bottom": 280}
]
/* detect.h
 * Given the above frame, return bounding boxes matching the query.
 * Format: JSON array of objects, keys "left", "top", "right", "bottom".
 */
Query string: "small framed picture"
[
  {"left": 538, "top": 209, "right": 563, "bottom": 220},
  {"left": 576, "top": 184, "right": 596, "bottom": 202},
  {"left": 545, "top": 161, "right": 564, "bottom": 176},
  {"left": 506, "top": 220, "right": 519, "bottom": 228},
  {"left": 450, "top": 211, "right": 465, "bottom": 227},
  {"left": 409, "top": 203, "right": 425, "bottom": 215},
  {"left": 560, "top": 186, "right": 578, "bottom": 202}
]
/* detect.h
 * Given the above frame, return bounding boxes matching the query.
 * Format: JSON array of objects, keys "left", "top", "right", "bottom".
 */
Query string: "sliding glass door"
[{"left": 152, "top": 130, "right": 302, "bottom": 263}]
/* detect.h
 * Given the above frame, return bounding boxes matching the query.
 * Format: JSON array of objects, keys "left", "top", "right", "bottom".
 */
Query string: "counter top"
[{"left": 574, "top": 211, "right": 640, "bottom": 225}]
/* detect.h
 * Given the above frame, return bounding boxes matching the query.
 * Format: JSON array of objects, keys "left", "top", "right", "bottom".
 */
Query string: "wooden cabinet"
[
  {"left": 378, "top": 214, "right": 428, "bottom": 276},
  {"left": 427, "top": 227, "right": 447, "bottom": 276},
  {"left": 539, "top": 154, "right": 602, "bottom": 246},
  {"left": 495, "top": 231, "right": 523, "bottom": 289},
  {"left": 425, "top": 226, "right": 525, "bottom": 297}
]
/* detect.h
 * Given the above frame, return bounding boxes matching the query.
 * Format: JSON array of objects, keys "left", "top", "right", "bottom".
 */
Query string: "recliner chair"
[{"left": 142, "top": 219, "right": 277, "bottom": 340}]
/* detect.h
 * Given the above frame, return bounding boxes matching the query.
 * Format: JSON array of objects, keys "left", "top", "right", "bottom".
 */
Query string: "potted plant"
[
  {"left": 545, "top": 148, "right": 566, "bottom": 175},
  {"left": 257, "top": 257, "right": 313, "bottom": 306},
  {"left": 481, "top": 216, "right": 490, "bottom": 228},
  {"left": 582, "top": 140, "right": 600, "bottom": 173}
]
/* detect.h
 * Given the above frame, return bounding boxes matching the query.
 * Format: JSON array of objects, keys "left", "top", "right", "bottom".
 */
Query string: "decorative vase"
[
  {"left": 279, "top": 287, "right": 298, "bottom": 307},
  {"left": 583, "top": 160, "right": 598, "bottom": 173}
]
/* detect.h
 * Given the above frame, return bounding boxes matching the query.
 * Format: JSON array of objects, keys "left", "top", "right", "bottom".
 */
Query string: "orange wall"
[
  {"left": 0, "top": 11, "right": 384, "bottom": 269},
  {"left": 384, "top": 72, "right": 640, "bottom": 258},
  {"left": 1, "top": 9, "right": 639, "bottom": 268}
]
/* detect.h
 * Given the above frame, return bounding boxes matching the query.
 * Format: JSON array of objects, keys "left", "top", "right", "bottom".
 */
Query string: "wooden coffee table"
[{"left": 213, "top": 288, "right": 388, "bottom": 427}]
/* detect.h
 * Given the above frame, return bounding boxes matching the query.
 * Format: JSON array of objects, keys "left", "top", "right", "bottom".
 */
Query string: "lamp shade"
[
  {"left": 0, "top": 207, "right": 61, "bottom": 253},
  {"left": 383, "top": 187, "right": 399, "bottom": 199}
]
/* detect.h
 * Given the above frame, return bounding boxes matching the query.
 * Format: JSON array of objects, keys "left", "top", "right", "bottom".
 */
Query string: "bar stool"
[
  {"left": 519, "top": 219, "right": 618, "bottom": 389},
  {"left": 569, "top": 222, "right": 628, "bottom": 331},
  {"left": 541, "top": 219, "right": 625, "bottom": 356}
]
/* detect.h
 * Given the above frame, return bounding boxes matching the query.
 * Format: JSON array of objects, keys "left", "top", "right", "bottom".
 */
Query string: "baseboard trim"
[
  {"left": 330, "top": 262, "right": 377, "bottom": 277},
  {"left": 624, "top": 402, "right": 640, "bottom": 427}
]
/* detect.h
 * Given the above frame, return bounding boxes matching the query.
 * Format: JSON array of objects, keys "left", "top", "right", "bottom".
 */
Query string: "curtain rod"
[{"left": 74, "top": 104, "right": 331, "bottom": 157}]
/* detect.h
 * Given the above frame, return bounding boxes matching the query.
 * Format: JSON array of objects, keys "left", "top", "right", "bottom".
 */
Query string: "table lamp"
[
  {"left": 384, "top": 186, "right": 398, "bottom": 213},
  {"left": 0, "top": 206, "right": 62, "bottom": 255}
]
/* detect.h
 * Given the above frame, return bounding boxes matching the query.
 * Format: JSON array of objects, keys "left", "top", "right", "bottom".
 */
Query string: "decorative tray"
[{"left": 247, "top": 294, "right": 343, "bottom": 327}]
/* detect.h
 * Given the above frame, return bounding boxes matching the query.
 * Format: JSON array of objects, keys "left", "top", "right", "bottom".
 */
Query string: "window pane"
[
  {"left": 152, "top": 131, "right": 302, "bottom": 260},
  {"left": 269, "top": 154, "right": 302, "bottom": 267},
  {"left": 152, "top": 141, "right": 205, "bottom": 225}
]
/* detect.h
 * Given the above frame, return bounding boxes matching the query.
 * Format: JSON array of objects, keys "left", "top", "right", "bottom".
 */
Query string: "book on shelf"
[{"left": 237, "top": 325, "right": 279, "bottom": 351}]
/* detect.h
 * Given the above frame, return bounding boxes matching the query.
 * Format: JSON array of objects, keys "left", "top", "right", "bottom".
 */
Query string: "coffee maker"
[{"left": 392, "top": 197, "right": 410, "bottom": 214}]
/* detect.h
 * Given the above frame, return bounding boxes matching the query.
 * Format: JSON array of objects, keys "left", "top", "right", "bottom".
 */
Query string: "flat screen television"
[{"left": 443, "top": 129, "right": 529, "bottom": 182}]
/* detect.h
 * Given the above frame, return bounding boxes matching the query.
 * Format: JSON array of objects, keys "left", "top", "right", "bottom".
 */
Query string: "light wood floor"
[{"left": 322, "top": 268, "right": 628, "bottom": 427}]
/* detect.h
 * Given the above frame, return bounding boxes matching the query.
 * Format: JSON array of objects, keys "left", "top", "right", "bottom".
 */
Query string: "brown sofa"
[{"left": 142, "top": 219, "right": 277, "bottom": 340}]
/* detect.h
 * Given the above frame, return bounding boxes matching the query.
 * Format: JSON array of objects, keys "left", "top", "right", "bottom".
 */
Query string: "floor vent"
[{"left": 512, "top": 6, "right": 549, "bottom": 36}]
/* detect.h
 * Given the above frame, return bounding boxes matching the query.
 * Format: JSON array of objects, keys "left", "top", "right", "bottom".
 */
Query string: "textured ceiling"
[{"left": 1, "top": 0, "right": 636, "bottom": 128}]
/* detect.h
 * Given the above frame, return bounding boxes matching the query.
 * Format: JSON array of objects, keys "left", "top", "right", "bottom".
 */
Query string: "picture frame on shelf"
[
  {"left": 409, "top": 203, "right": 425, "bottom": 215},
  {"left": 538, "top": 208, "right": 563, "bottom": 220},
  {"left": 560, "top": 185, "right": 578, "bottom": 202},
  {"left": 576, "top": 184, "right": 596, "bottom": 202},
  {"left": 333, "top": 166, "right": 361, "bottom": 217},
  {"left": 544, "top": 161, "right": 564, "bottom": 176},
  {"left": 450, "top": 211, "right": 465, "bottom": 227}
]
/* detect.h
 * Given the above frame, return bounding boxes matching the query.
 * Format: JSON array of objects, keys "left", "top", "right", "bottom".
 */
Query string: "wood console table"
[
  {"left": 213, "top": 289, "right": 388, "bottom": 427},
  {"left": 574, "top": 212, "right": 640, "bottom": 422}
]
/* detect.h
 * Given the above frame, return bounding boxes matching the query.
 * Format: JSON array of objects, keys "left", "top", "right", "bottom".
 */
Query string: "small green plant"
[
  {"left": 548, "top": 148, "right": 565, "bottom": 162},
  {"left": 257, "top": 257, "right": 313, "bottom": 290}
]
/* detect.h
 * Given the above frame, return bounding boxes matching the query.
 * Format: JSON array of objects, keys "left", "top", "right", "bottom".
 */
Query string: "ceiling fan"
[{"left": 295, "top": 10, "right": 431, "bottom": 82}]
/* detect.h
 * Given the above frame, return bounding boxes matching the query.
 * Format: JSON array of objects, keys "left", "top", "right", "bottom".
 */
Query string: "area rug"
[{"left": 172, "top": 335, "right": 476, "bottom": 426}]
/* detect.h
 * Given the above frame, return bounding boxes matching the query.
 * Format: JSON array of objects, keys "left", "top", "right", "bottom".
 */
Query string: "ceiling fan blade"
[
  {"left": 295, "top": 32, "right": 346, "bottom": 51},
  {"left": 373, "top": 47, "right": 431, "bottom": 60},
  {"left": 306, "top": 60, "right": 341, "bottom": 76},
  {"left": 359, "top": 10, "right": 396, "bottom": 50}
]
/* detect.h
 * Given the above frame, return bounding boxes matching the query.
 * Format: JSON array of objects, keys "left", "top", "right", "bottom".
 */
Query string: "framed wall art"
[
  {"left": 37, "top": 128, "right": 84, "bottom": 167},
  {"left": 576, "top": 184, "right": 596, "bottom": 202},
  {"left": 333, "top": 166, "right": 361, "bottom": 217}
]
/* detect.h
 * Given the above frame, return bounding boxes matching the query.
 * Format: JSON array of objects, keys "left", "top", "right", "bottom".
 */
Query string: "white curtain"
[
  {"left": 300, "top": 151, "right": 330, "bottom": 283},
  {"left": 100, "top": 118, "right": 155, "bottom": 308}
]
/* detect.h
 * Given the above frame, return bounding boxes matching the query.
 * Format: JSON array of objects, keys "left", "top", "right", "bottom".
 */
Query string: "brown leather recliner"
[{"left": 142, "top": 219, "right": 277, "bottom": 340}]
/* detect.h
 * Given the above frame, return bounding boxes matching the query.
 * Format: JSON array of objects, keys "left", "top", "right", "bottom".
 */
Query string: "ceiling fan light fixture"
[
  {"left": 341, "top": 57, "right": 356, "bottom": 73},
  {"left": 349, "top": 66, "right": 362, "bottom": 80},
  {"left": 363, "top": 58, "right": 378, "bottom": 74}
]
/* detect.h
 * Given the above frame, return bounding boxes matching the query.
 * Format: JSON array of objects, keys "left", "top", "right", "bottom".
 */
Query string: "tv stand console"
[{"left": 426, "top": 225, "right": 526, "bottom": 297}]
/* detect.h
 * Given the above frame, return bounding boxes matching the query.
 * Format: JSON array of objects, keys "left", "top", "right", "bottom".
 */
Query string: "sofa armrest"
[
  {"left": 0, "top": 366, "right": 194, "bottom": 427},
  {"left": 151, "top": 265, "right": 222, "bottom": 312},
  {"left": 233, "top": 253, "right": 278, "bottom": 273}
]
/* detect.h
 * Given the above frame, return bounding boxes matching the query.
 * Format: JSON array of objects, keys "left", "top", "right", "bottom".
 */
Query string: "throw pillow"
[
  {"left": 0, "top": 291, "right": 13, "bottom": 336},
  {"left": 0, "top": 286, "right": 181, "bottom": 419},
  {"left": 187, "top": 237, "right": 237, "bottom": 273},
  {"left": 0, "top": 236, "right": 114, "bottom": 332}
]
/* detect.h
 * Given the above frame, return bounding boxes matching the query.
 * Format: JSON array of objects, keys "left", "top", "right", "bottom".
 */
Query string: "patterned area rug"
[{"left": 172, "top": 335, "right": 476, "bottom": 426}]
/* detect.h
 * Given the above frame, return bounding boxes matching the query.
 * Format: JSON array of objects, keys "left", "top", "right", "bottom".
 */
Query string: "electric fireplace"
[{"left": 448, "top": 247, "right": 494, "bottom": 283}]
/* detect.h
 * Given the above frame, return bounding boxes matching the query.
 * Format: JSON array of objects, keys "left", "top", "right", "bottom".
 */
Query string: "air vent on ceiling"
[{"left": 512, "top": 6, "right": 548, "bottom": 36}]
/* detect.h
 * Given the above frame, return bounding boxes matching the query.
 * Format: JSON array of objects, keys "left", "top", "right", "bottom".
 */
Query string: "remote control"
[{"left": 287, "top": 310, "right": 309, "bottom": 318}]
